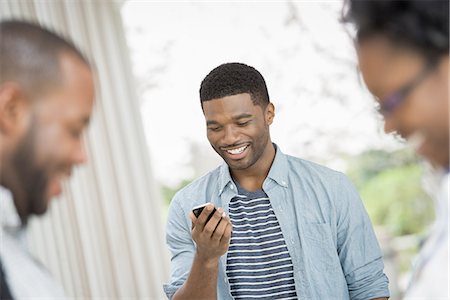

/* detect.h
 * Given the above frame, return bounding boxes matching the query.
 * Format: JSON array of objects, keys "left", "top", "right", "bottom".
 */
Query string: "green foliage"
[
  {"left": 347, "top": 149, "right": 434, "bottom": 236},
  {"left": 347, "top": 149, "right": 418, "bottom": 188},
  {"left": 161, "top": 179, "right": 193, "bottom": 206}
]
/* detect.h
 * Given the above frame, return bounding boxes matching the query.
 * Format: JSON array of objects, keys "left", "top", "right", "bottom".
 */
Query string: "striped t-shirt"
[{"left": 226, "top": 185, "right": 297, "bottom": 300}]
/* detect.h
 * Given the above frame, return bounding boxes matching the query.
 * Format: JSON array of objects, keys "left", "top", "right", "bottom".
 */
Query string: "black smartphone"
[{"left": 192, "top": 203, "right": 217, "bottom": 223}]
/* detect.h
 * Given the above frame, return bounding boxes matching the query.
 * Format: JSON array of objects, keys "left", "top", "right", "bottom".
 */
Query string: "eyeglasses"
[{"left": 376, "top": 59, "right": 438, "bottom": 117}]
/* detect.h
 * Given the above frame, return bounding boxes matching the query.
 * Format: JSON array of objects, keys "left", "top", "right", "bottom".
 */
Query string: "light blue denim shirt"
[{"left": 164, "top": 146, "right": 389, "bottom": 300}]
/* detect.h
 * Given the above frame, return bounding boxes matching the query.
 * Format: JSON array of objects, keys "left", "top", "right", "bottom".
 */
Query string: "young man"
[
  {"left": 344, "top": 1, "right": 449, "bottom": 298},
  {"left": 0, "top": 20, "right": 95, "bottom": 299},
  {"left": 164, "top": 63, "right": 389, "bottom": 299}
]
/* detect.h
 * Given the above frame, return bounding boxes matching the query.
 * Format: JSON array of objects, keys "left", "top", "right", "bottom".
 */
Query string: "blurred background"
[{"left": 1, "top": 1, "right": 436, "bottom": 299}]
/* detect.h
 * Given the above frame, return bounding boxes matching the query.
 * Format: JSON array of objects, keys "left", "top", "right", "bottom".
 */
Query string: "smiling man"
[
  {"left": 343, "top": 0, "right": 449, "bottom": 298},
  {"left": 164, "top": 63, "right": 389, "bottom": 300},
  {"left": 0, "top": 20, "right": 94, "bottom": 299}
]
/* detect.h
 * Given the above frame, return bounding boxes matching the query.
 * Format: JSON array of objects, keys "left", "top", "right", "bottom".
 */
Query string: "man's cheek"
[{"left": 35, "top": 127, "right": 65, "bottom": 161}]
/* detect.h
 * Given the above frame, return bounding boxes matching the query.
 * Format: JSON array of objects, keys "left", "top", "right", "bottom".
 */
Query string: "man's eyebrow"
[
  {"left": 206, "top": 120, "right": 220, "bottom": 126},
  {"left": 232, "top": 113, "right": 253, "bottom": 120},
  {"left": 206, "top": 114, "right": 253, "bottom": 126}
]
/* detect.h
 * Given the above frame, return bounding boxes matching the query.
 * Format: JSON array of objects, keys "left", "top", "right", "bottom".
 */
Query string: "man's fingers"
[
  {"left": 212, "top": 214, "right": 229, "bottom": 242},
  {"left": 203, "top": 208, "right": 224, "bottom": 237},
  {"left": 195, "top": 203, "right": 215, "bottom": 231},
  {"left": 220, "top": 222, "right": 232, "bottom": 244}
]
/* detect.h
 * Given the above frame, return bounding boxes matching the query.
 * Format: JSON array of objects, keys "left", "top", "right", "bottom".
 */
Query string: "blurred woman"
[{"left": 343, "top": 0, "right": 449, "bottom": 298}]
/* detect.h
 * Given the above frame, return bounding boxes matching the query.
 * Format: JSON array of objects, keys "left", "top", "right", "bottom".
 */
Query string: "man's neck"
[{"left": 231, "top": 142, "right": 276, "bottom": 192}]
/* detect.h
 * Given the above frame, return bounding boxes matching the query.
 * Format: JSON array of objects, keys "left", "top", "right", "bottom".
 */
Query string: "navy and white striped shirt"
[{"left": 226, "top": 185, "right": 297, "bottom": 300}]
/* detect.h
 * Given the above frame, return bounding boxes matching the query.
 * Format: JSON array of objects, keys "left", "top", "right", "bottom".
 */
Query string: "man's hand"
[
  {"left": 172, "top": 204, "right": 232, "bottom": 300},
  {"left": 190, "top": 204, "right": 232, "bottom": 263}
]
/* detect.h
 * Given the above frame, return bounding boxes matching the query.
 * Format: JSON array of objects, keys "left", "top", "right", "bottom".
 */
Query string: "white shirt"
[
  {"left": 404, "top": 173, "right": 449, "bottom": 299},
  {"left": 0, "top": 186, "right": 65, "bottom": 299}
]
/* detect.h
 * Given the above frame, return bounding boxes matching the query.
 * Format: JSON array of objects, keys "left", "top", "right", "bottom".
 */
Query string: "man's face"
[
  {"left": 203, "top": 93, "right": 274, "bottom": 171},
  {"left": 357, "top": 36, "right": 449, "bottom": 168},
  {"left": 8, "top": 53, "right": 95, "bottom": 219}
]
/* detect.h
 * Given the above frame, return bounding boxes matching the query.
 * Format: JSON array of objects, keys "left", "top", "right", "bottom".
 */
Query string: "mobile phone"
[{"left": 192, "top": 203, "right": 217, "bottom": 223}]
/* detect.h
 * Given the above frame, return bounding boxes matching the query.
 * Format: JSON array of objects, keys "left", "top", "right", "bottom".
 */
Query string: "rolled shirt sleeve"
[{"left": 163, "top": 195, "right": 195, "bottom": 300}]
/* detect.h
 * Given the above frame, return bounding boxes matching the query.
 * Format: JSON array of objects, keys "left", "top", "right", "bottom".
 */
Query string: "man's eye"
[
  {"left": 237, "top": 121, "right": 250, "bottom": 127},
  {"left": 208, "top": 127, "right": 221, "bottom": 132}
]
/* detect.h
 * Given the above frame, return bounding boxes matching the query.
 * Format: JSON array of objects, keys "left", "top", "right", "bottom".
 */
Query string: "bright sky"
[{"left": 121, "top": 1, "right": 401, "bottom": 186}]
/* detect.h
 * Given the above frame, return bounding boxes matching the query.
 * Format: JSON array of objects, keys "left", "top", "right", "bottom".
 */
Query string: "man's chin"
[
  {"left": 27, "top": 194, "right": 50, "bottom": 220},
  {"left": 33, "top": 203, "right": 49, "bottom": 216},
  {"left": 225, "top": 157, "right": 253, "bottom": 171}
]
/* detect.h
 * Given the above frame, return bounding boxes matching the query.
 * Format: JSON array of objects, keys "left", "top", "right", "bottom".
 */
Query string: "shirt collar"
[
  {"left": 218, "top": 143, "right": 289, "bottom": 195},
  {"left": 218, "top": 162, "right": 233, "bottom": 195},
  {"left": 0, "top": 185, "right": 23, "bottom": 232},
  {"left": 266, "top": 144, "right": 289, "bottom": 188}
]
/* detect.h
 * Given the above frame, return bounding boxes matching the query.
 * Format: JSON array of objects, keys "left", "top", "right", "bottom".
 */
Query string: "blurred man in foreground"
[
  {"left": 344, "top": 0, "right": 449, "bottom": 298},
  {"left": 0, "top": 20, "right": 95, "bottom": 299}
]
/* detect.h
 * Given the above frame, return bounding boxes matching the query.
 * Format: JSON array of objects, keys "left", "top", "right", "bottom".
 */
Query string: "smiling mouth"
[
  {"left": 221, "top": 143, "right": 250, "bottom": 155},
  {"left": 227, "top": 145, "right": 248, "bottom": 155}
]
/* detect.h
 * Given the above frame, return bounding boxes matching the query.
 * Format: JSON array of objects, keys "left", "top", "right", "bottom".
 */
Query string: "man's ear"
[
  {"left": 0, "top": 82, "right": 29, "bottom": 136},
  {"left": 265, "top": 102, "right": 275, "bottom": 125}
]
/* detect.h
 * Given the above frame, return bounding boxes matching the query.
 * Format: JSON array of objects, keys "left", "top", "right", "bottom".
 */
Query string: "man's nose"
[{"left": 222, "top": 125, "right": 239, "bottom": 145}]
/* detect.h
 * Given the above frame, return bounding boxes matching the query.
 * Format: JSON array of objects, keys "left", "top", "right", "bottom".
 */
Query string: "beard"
[{"left": 5, "top": 122, "right": 49, "bottom": 225}]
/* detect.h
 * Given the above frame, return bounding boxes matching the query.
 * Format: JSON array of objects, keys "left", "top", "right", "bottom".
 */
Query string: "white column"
[{"left": 0, "top": 1, "right": 169, "bottom": 298}]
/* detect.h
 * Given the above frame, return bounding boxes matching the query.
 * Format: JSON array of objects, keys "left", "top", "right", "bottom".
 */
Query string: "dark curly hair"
[
  {"left": 343, "top": 0, "right": 449, "bottom": 59},
  {"left": 199, "top": 63, "right": 270, "bottom": 108}
]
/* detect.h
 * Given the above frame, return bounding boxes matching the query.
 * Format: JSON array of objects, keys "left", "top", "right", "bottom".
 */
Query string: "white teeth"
[{"left": 226, "top": 145, "right": 247, "bottom": 155}]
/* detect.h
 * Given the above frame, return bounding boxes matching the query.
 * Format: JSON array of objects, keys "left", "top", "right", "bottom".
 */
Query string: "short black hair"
[
  {"left": 0, "top": 20, "right": 91, "bottom": 96},
  {"left": 343, "top": 0, "right": 449, "bottom": 59},
  {"left": 199, "top": 62, "right": 270, "bottom": 108}
]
